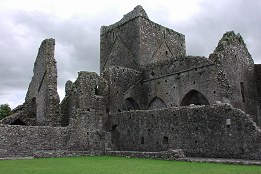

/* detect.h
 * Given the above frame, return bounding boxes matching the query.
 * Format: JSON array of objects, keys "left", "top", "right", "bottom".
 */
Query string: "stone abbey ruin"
[{"left": 1, "top": 5, "right": 261, "bottom": 160}]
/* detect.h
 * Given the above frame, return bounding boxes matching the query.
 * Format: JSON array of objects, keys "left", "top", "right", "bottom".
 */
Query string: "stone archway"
[
  {"left": 121, "top": 97, "right": 140, "bottom": 111},
  {"left": 147, "top": 97, "right": 167, "bottom": 110},
  {"left": 180, "top": 90, "right": 210, "bottom": 106}
]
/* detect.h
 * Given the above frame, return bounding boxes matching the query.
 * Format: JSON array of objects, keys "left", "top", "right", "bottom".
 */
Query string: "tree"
[{"left": 0, "top": 104, "right": 11, "bottom": 119}]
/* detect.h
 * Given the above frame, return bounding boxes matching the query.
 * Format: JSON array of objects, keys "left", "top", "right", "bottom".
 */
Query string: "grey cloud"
[
  {"left": 0, "top": 10, "right": 103, "bottom": 100},
  {"left": 1, "top": 1, "right": 261, "bottom": 108},
  {"left": 169, "top": 0, "right": 261, "bottom": 62}
]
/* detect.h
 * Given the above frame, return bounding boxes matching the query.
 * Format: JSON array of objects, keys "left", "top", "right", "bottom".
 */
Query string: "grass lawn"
[{"left": 0, "top": 156, "right": 261, "bottom": 174}]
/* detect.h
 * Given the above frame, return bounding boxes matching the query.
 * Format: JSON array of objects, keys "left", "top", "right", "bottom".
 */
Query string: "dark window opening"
[
  {"left": 195, "top": 127, "right": 199, "bottom": 130},
  {"left": 163, "top": 136, "right": 169, "bottom": 144},
  {"left": 112, "top": 31, "right": 115, "bottom": 41},
  {"left": 195, "top": 140, "right": 198, "bottom": 144},
  {"left": 213, "top": 91, "right": 216, "bottom": 94},
  {"left": 120, "top": 98, "right": 140, "bottom": 112},
  {"left": 141, "top": 137, "right": 145, "bottom": 144},
  {"left": 29, "top": 97, "right": 37, "bottom": 119},
  {"left": 118, "top": 109, "right": 121, "bottom": 112},
  {"left": 165, "top": 51, "right": 168, "bottom": 55},
  {"left": 227, "top": 125, "right": 231, "bottom": 128},
  {"left": 111, "top": 125, "right": 119, "bottom": 148},
  {"left": 11, "top": 119, "right": 26, "bottom": 126},
  {"left": 240, "top": 82, "right": 245, "bottom": 102},
  {"left": 163, "top": 29, "right": 166, "bottom": 39},
  {"left": 180, "top": 90, "right": 210, "bottom": 106},
  {"left": 94, "top": 85, "right": 99, "bottom": 95}
]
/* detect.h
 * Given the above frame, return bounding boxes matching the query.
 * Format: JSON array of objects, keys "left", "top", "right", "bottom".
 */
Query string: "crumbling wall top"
[{"left": 101, "top": 5, "right": 149, "bottom": 35}]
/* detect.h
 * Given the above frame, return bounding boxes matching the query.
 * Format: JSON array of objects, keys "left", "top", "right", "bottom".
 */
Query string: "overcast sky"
[{"left": 0, "top": 0, "right": 261, "bottom": 108}]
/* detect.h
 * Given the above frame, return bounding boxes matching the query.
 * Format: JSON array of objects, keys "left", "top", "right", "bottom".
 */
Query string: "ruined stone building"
[{"left": 1, "top": 5, "right": 261, "bottom": 160}]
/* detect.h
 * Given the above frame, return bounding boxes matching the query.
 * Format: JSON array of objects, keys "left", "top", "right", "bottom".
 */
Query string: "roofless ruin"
[{"left": 1, "top": 5, "right": 261, "bottom": 160}]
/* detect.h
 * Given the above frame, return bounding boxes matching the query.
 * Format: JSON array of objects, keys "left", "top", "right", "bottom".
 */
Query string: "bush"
[{"left": 0, "top": 104, "right": 11, "bottom": 119}]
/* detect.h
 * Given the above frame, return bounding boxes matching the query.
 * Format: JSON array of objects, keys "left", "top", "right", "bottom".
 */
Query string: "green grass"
[{"left": 0, "top": 156, "right": 260, "bottom": 174}]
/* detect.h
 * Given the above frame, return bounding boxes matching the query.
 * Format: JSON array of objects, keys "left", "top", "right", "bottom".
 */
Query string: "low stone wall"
[
  {"left": 110, "top": 104, "right": 261, "bottom": 160},
  {"left": 106, "top": 149, "right": 185, "bottom": 160},
  {"left": 33, "top": 150, "right": 104, "bottom": 158},
  {"left": 0, "top": 124, "right": 69, "bottom": 158}
]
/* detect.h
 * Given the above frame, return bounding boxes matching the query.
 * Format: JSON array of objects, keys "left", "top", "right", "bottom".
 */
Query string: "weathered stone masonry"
[{"left": 1, "top": 5, "right": 261, "bottom": 160}]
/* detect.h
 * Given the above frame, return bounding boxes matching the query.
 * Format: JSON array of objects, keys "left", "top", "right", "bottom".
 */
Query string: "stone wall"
[
  {"left": 24, "top": 38, "right": 60, "bottom": 126},
  {"left": 60, "top": 71, "right": 111, "bottom": 150},
  {"left": 0, "top": 125, "right": 68, "bottom": 157},
  {"left": 102, "top": 66, "right": 142, "bottom": 113},
  {"left": 109, "top": 104, "right": 261, "bottom": 160},
  {"left": 210, "top": 31, "right": 260, "bottom": 123},
  {"left": 139, "top": 16, "right": 185, "bottom": 66},
  {"left": 255, "top": 64, "right": 261, "bottom": 124},
  {"left": 123, "top": 56, "right": 220, "bottom": 110}
]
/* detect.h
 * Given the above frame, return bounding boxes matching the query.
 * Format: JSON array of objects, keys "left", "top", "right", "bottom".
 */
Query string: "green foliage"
[
  {"left": 0, "top": 156, "right": 260, "bottom": 174},
  {"left": 0, "top": 104, "right": 11, "bottom": 119}
]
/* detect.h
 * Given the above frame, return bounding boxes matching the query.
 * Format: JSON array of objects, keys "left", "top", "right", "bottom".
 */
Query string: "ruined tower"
[{"left": 100, "top": 5, "right": 185, "bottom": 72}]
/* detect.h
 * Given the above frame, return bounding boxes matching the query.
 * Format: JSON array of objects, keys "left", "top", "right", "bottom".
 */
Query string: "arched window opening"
[
  {"left": 11, "top": 119, "right": 26, "bottom": 126},
  {"left": 121, "top": 98, "right": 140, "bottom": 111},
  {"left": 147, "top": 97, "right": 167, "bottom": 110},
  {"left": 180, "top": 90, "right": 210, "bottom": 106}
]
